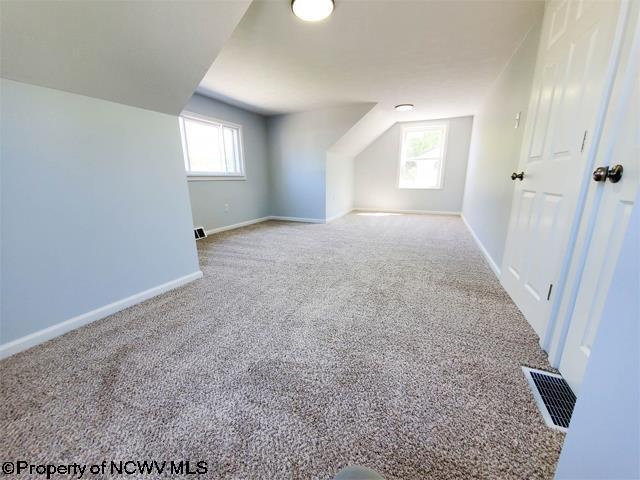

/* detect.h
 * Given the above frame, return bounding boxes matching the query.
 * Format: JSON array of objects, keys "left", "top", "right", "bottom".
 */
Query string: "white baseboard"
[
  {"left": 353, "top": 207, "right": 461, "bottom": 216},
  {"left": 0, "top": 270, "right": 203, "bottom": 360},
  {"left": 325, "top": 209, "right": 353, "bottom": 223},
  {"left": 203, "top": 213, "right": 347, "bottom": 234},
  {"left": 461, "top": 214, "right": 501, "bottom": 278},
  {"left": 205, "top": 216, "right": 270, "bottom": 236},
  {"left": 268, "top": 215, "right": 326, "bottom": 224}
]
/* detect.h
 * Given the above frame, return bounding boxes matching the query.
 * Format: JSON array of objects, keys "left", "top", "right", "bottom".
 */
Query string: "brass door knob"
[
  {"left": 607, "top": 164, "right": 623, "bottom": 183},
  {"left": 593, "top": 164, "right": 623, "bottom": 183},
  {"left": 593, "top": 166, "right": 608, "bottom": 182}
]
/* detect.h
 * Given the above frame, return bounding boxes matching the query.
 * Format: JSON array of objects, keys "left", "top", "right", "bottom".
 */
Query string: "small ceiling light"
[
  {"left": 292, "top": 0, "right": 334, "bottom": 22},
  {"left": 395, "top": 104, "right": 414, "bottom": 112}
]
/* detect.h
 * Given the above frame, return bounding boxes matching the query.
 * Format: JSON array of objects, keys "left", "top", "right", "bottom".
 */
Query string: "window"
[
  {"left": 398, "top": 124, "right": 447, "bottom": 189},
  {"left": 179, "top": 112, "right": 244, "bottom": 178}
]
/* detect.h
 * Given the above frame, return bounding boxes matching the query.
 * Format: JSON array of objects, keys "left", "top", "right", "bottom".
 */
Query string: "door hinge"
[
  {"left": 580, "top": 130, "right": 588, "bottom": 152},
  {"left": 547, "top": 284, "right": 553, "bottom": 301}
]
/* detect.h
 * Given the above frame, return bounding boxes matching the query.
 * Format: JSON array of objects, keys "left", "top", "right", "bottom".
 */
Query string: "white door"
[
  {"left": 501, "top": 0, "right": 623, "bottom": 338},
  {"left": 559, "top": 14, "right": 640, "bottom": 394}
]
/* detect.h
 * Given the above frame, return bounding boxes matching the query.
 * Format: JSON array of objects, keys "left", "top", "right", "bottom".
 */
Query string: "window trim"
[
  {"left": 397, "top": 122, "right": 448, "bottom": 190},
  {"left": 179, "top": 111, "right": 246, "bottom": 181}
]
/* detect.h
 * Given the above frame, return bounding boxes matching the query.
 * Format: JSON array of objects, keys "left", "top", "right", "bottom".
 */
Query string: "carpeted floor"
[{"left": 1, "top": 214, "right": 564, "bottom": 479}]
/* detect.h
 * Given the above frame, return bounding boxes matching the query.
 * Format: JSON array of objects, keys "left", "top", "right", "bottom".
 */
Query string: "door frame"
[{"left": 542, "top": 0, "right": 635, "bottom": 366}]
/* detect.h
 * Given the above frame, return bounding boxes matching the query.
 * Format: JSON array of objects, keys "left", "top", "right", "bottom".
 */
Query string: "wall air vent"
[
  {"left": 522, "top": 366, "right": 576, "bottom": 432},
  {"left": 194, "top": 227, "right": 207, "bottom": 240}
]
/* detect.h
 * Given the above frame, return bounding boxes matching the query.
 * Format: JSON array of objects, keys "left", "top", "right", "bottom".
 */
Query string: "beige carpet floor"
[{"left": 1, "top": 214, "right": 564, "bottom": 479}]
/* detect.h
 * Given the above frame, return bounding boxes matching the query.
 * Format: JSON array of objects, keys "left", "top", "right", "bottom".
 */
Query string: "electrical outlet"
[{"left": 224, "top": 203, "right": 230, "bottom": 212}]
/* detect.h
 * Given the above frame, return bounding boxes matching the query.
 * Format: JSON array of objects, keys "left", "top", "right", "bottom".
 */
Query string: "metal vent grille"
[
  {"left": 194, "top": 227, "right": 207, "bottom": 240},
  {"left": 522, "top": 367, "right": 576, "bottom": 432}
]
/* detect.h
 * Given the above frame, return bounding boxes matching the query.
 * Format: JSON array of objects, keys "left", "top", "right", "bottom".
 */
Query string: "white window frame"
[
  {"left": 179, "top": 111, "right": 246, "bottom": 181},
  {"left": 397, "top": 122, "right": 448, "bottom": 190}
]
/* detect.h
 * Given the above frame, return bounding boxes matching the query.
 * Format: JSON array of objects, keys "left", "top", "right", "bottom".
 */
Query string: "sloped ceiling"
[
  {"left": 0, "top": 0, "right": 251, "bottom": 115},
  {"left": 199, "top": 0, "right": 543, "bottom": 121},
  {"left": 328, "top": 105, "right": 394, "bottom": 158}
]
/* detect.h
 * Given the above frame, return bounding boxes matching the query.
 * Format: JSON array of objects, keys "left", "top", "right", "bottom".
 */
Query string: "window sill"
[{"left": 187, "top": 175, "right": 246, "bottom": 182}]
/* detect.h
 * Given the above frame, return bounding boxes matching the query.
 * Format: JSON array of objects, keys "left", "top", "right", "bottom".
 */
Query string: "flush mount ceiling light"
[
  {"left": 291, "top": 0, "right": 334, "bottom": 22},
  {"left": 395, "top": 104, "right": 414, "bottom": 112}
]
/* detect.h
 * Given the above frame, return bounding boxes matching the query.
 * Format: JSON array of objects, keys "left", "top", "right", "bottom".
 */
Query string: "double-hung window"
[
  {"left": 179, "top": 112, "right": 245, "bottom": 179},
  {"left": 398, "top": 124, "right": 447, "bottom": 189}
]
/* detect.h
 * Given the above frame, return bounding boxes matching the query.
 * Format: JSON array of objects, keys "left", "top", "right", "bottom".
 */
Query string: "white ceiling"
[
  {"left": 0, "top": 0, "right": 251, "bottom": 115},
  {"left": 198, "top": 0, "right": 544, "bottom": 120}
]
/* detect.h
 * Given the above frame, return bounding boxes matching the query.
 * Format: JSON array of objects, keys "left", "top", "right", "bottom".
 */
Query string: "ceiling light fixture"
[
  {"left": 395, "top": 104, "right": 414, "bottom": 112},
  {"left": 291, "top": 0, "right": 334, "bottom": 22}
]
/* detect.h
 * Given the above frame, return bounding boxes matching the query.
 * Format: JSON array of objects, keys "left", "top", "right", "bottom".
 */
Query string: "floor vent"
[
  {"left": 522, "top": 367, "right": 576, "bottom": 432},
  {"left": 194, "top": 227, "right": 207, "bottom": 240}
]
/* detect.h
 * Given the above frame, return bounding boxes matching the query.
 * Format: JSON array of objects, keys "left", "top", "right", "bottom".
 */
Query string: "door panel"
[
  {"left": 507, "top": 190, "right": 536, "bottom": 280},
  {"left": 526, "top": 193, "right": 563, "bottom": 299},
  {"left": 579, "top": 200, "right": 633, "bottom": 351},
  {"left": 501, "top": 0, "right": 622, "bottom": 339},
  {"left": 529, "top": 64, "right": 559, "bottom": 161},
  {"left": 550, "top": 26, "right": 599, "bottom": 156},
  {"left": 549, "top": 0, "right": 570, "bottom": 47}
]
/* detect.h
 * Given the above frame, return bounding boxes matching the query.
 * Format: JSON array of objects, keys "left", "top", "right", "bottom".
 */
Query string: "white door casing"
[
  {"left": 558, "top": 5, "right": 640, "bottom": 394},
  {"left": 501, "top": 0, "right": 624, "bottom": 339}
]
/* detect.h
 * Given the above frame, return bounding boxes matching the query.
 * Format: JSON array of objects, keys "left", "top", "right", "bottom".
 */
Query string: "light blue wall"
[
  {"left": 353, "top": 117, "right": 473, "bottom": 213},
  {"left": 461, "top": 19, "right": 542, "bottom": 267},
  {"left": 326, "top": 152, "right": 355, "bottom": 220},
  {"left": 1, "top": 79, "right": 200, "bottom": 344},
  {"left": 182, "top": 94, "right": 270, "bottom": 231},
  {"left": 267, "top": 104, "right": 373, "bottom": 220}
]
